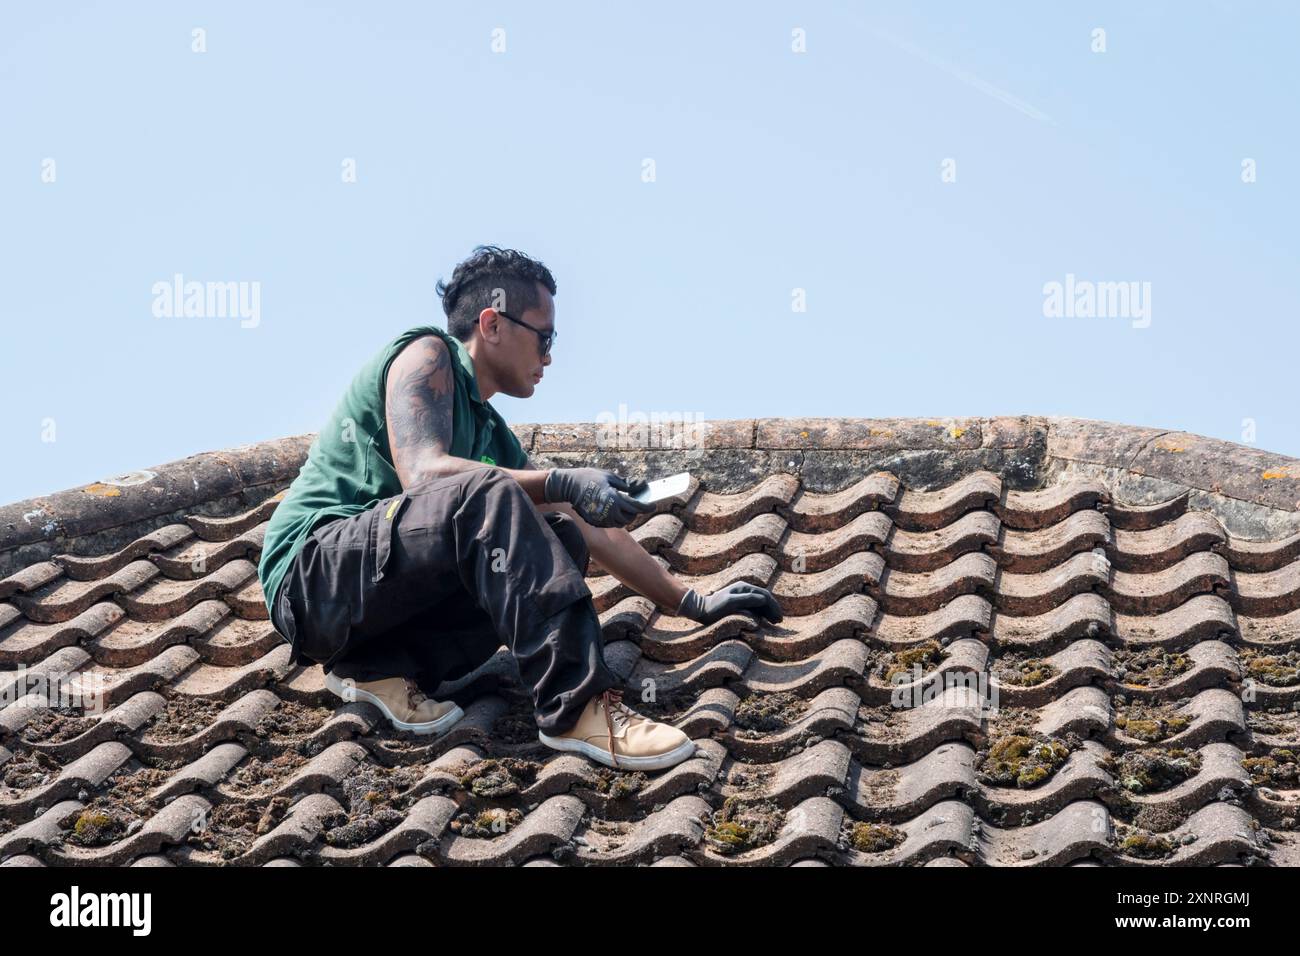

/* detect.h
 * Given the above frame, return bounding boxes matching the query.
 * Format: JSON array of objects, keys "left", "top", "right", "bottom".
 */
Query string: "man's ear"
[{"left": 477, "top": 307, "right": 502, "bottom": 343}]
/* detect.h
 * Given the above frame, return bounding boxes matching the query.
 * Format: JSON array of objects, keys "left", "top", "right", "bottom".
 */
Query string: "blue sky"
[{"left": 2, "top": 1, "right": 1296, "bottom": 504}]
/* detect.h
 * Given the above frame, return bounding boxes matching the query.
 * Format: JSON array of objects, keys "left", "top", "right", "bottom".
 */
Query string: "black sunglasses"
[{"left": 496, "top": 309, "right": 557, "bottom": 356}]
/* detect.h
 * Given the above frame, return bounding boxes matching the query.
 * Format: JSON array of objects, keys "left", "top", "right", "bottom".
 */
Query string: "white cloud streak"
[{"left": 875, "top": 30, "right": 1055, "bottom": 125}]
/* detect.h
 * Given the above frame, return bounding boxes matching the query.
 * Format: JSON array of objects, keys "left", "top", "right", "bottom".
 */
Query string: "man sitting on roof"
[{"left": 257, "top": 245, "right": 783, "bottom": 771}]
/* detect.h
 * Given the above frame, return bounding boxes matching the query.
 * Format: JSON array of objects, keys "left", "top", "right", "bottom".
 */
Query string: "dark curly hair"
[{"left": 436, "top": 245, "right": 557, "bottom": 341}]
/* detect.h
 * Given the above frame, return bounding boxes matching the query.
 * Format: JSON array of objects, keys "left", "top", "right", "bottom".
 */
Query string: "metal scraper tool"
[{"left": 628, "top": 472, "right": 691, "bottom": 504}]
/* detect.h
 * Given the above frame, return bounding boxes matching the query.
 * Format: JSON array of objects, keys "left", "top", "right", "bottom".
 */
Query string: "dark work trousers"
[{"left": 269, "top": 468, "right": 621, "bottom": 734}]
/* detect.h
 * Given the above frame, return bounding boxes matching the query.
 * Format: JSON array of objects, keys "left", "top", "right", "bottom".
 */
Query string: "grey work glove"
[
  {"left": 677, "top": 582, "right": 784, "bottom": 626},
  {"left": 544, "top": 467, "right": 653, "bottom": 528}
]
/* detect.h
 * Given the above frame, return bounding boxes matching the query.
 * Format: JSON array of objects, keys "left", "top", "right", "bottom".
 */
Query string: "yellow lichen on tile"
[
  {"left": 82, "top": 483, "right": 122, "bottom": 497},
  {"left": 924, "top": 419, "right": 965, "bottom": 439}
]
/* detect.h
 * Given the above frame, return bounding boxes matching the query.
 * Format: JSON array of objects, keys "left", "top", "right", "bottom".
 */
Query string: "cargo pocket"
[
  {"left": 371, "top": 491, "right": 409, "bottom": 584},
  {"left": 297, "top": 596, "right": 353, "bottom": 668}
]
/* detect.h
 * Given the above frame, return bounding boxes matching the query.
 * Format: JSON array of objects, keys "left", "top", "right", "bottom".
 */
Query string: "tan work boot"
[
  {"left": 538, "top": 688, "right": 696, "bottom": 771},
  {"left": 325, "top": 671, "right": 463, "bottom": 736}
]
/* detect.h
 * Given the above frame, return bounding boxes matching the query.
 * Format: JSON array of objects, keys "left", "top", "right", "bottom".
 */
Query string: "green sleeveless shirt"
[{"left": 257, "top": 325, "right": 530, "bottom": 617}]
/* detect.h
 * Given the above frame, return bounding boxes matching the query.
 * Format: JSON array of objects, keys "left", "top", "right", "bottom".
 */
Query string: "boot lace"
[
  {"left": 596, "top": 688, "right": 641, "bottom": 770},
  {"left": 405, "top": 678, "right": 430, "bottom": 709}
]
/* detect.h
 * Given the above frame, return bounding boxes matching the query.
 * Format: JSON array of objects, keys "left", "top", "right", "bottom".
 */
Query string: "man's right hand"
[{"left": 544, "top": 467, "right": 653, "bottom": 528}]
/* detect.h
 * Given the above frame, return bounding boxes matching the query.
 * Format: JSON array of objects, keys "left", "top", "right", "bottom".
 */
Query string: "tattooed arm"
[{"left": 383, "top": 335, "right": 550, "bottom": 504}]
